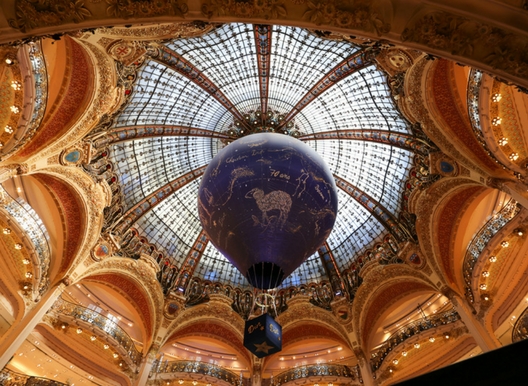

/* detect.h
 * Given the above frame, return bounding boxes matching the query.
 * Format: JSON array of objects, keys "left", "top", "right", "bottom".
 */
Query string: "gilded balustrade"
[
  {"left": 52, "top": 298, "right": 142, "bottom": 366},
  {"left": 370, "top": 308, "right": 460, "bottom": 371},
  {"left": 0, "top": 368, "right": 68, "bottom": 386},
  {"left": 463, "top": 199, "right": 520, "bottom": 304},
  {"left": 271, "top": 363, "right": 357, "bottom": 385},
  {"left": 512, "top": 305, "right": 528, "bottom": 343},
  {"left": 151, "top": 360, "right": 243, "bottom": 386}
]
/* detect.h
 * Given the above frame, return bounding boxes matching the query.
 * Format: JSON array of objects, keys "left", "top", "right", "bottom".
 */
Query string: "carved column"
[
  {"left": 252, "top": 357, "right": 263, "bottom": 386},
  {"left": 0, "top": 164, "right": 27, "bottom": 184},
  {"left": 0, "top": 282, "right": 65, "bottom": 369},
  {"left": 353, "top": 347, "right": 377, "bottom": 386},
  {"left": 134, "top": 346, "right": 159, "bottom": 386},
  {"left": 449, "top": 294, "right": 500, "bottom": 352}
]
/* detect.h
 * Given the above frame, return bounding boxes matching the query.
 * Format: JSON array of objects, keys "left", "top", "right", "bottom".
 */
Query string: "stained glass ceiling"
[{"left": 105, "top": 23, "right": 416, "bottom": 290}]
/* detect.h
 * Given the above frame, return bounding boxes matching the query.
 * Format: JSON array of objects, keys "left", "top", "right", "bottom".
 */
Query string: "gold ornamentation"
[
  {"left": 36, "top": 40, "right": 116, "bottom": 161},
  {"left": 9, "top": 1, "right": 92, "bottom": 32},
  {"left": 202, "top": 0, "right": 287, "bottom": 20},
  {"left": 402, "top": 11, "right": 528, "bottom": 80},
  {"left": 105, "top": 0, "right": 188, "bottom": 18}
]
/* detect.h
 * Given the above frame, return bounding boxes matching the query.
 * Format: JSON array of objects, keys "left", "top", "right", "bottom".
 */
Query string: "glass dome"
[{"left": 102, "top": 23, "right": 418, "bottom": 290}]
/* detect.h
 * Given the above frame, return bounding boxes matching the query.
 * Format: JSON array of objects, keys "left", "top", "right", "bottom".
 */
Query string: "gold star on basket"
[{"left": 254, "top": 341, "right": 274, "bottom": 354}]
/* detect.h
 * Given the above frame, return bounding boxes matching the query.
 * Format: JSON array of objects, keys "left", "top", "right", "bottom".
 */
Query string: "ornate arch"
[
  {"left": 77, "top": 256, "right": 164, "bottom": 347},
  {"left": 351, "top": 264, "right": 436, "bottom": 349}
]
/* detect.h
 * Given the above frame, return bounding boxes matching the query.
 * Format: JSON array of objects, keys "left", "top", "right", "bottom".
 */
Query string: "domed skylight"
[{"left": 104, "top": 23, "right": 417, "bottom": 289}]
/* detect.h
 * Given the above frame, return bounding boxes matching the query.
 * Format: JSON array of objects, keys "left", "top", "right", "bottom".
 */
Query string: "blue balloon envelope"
[{"left": 198, "top": 133, "right": 338, "bottom": 289}]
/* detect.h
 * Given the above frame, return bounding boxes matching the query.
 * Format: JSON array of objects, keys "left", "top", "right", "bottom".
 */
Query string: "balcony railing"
[
  {"left": 151, "top": 360, "right": 243, "bottom": 386},
  {"left": 52, "top": 298, "right": 142, "bottom": 366},
  {"left": 370, "top": 308, "right": 460, "bottom": 371},
  {"left": 272, "top": 363, "right": 357, "bottom": 385},
  {"left": 0, "top": 185, "right": 51, "bottom": 296},
  {"left": 463, "top": 199, "right": 520, "bottom": 304},
  {"left": 0, "top": 368, "right": 68, "bottom": 386},
  {"left": 512, "top": 305, "right": 528, "bottom": 343}
]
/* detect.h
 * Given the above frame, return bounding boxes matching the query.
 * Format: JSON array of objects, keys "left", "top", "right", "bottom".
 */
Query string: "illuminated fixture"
[
  {"left": 178, "top": 381, "right": 184, "bottom": 385},
  {"left": 192, "top": 382, "right": 198, "bottom": 386},
  {"left": 5, "top": 57, "right": 14, "bottom": 65},
  {"left": 492, "top": 93, "right": 502, "bottom": 102},
  {"left": 482, "top": 271, "right": 490, "bottom": 277},
  {"left": 25, "top": 272, "right": 32, "bottom": 278},
  {"left": 15, "top": 243, "right": 23, "bottom": 250},
  {"left": 393, "top": 359, "right": 399, "bottom": 365},
  {"left": 22, "top": 258, "right": 30, "bottom": 265},
  {"left": 501, "top": 241, "right": 510, "bottom": 248},
  {"left": 414, "top": 343, "right": 420, "bottom": 349},
  {"left": 119, "top": 361, "right": 123, "bottom": 367},
  {"left": 10, "top": 106, "right": 19, "bottom": 114},
  {"left": 4, "top": 126, "right": 13, "bottom": 134},
  {"left": 492, "top": 117, "right": 502, "bottom": 126},
  {"left": 515, "top": 228, "right": 524, "bottom": 236},
  {"left": 3, "top": 228, "right": 11, "bottom": 234},
  {"left": 103, "top": 344, "right": 109, "bottom": 349},
  {"left": 509, "top": 153, "right": 519, "bottom": 161},
  {"left": 113, "top": 353, "right": 118, "bottom": 358},
  {"left": 11, "top": 81, "right": 21, "bottom": 90},
  {"left": 445, "top": 334, "right": 450, "bottom": 339},
  {"left": 90, "top": 335, "right": 96, "bottom": 341},
  {"left": 489, "top": 256, "right": 497, "bottom": 263},
  {"left": 498, "top": 137, "right": 508, "bottom": 146},
  {"left": 484, "top": 296, "right": 490, "bottom": 301},
  {"left": 480, "top": 284, "right": 487, "bottom": 290},
  {"left": 402, "top": 351, "right": 408, "bottom": 356},
  {"left": 429, "top": 337, "right": 435, "bottom": 342},
  {"left": 61, "top": 324, "right": 66, "bottom": 329},
  {"left": 76, "top": 328, "right": 82, "bottom": 334}
]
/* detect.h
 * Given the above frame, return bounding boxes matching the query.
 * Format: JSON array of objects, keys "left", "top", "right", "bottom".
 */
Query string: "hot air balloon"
[{"left": 198, "top": 132, "right": 338, "bottom": 290}]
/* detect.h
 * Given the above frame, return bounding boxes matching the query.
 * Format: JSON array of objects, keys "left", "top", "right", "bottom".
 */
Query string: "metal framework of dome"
[{"left": 101, "top": 23, "right": 423, "bottom": 292}]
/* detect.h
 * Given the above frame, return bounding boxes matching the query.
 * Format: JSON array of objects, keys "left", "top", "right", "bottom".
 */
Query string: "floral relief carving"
[
  {"left": 9, "top": 0, "right": 92, "bottom": 32},
  {"left": 402, "top": 11, "right": 528, "bottom": 80},
  {"left": 105, "top": 0, "right": 188, "bottom": 19}
]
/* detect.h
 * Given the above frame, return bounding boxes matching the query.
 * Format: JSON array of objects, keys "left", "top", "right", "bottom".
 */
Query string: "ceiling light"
[
  {"left": 22, "top": 258, "right": 30, "bottom": 265},
  {"left": 103, "top": 344, "right": 109, "bottom": 349},
  {"left": 480, "top": 284, "right": 487, "bottom": 290},
  {"left": 414, "top": 343, "right": 420, "bottom": 349},
  {"left": 76, "top": 328, "right": 82, "bottom": 334},
  {"left": 25, "top": 272, "right": 32, "bottom": 278},
  {"left": 482, "top": 271, "right": 490, "bottom": 277},
  {"left": 498, "top": 137, "right": 508, "bottom": 146},
  {"left": 492, "top": 93, "right": 502, "bottom": 102},
  {"left": 5, "top": 126, "right": 13, "bottom": 134},
  {"left": 393, "top": 359, "right": 399, "bottom": 365},
  {"left": 445, "top": 334, "right": 450, "bottom": 339},
  {"left": 489, "top": 256, "right": 497, "bottom": 262},
  {"left": 3, "top": 228, "right": 11, "bottom": 234},
  {"left": 15, "top": 243, "right": 23, "bottom": 250},
  {"left": 429, "top": 337, "right": 435, "bottom": 342},
  {"left": 113, "top": 353, "right": 118, "bottom": 358},
  {"left": 501, "top": 241, "right": 509, "bottom": 248},
  {"left": 509, "top": 153, "right": 519, "bottom": 161},
  {"left": 492, "top": 117, "right": 502, "bottom": 126},
  {"left": 90, "top": 335, "right": 96, "bottom": 341},
  {"left": 402, "top": 351, "right": 407, "bottom": 356},
  {"left": 10, "top": 106, "right": 19, "bottom": 114}
]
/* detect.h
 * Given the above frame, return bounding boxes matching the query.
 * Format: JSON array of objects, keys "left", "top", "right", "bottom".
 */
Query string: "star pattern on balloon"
[{"left": 254, "top": 341, "right": 274, "bottom": 354}]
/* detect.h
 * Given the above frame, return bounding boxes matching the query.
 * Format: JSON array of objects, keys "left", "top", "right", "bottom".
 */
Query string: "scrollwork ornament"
[
  {"left": 9, "top": 0, "right": 92, "bottom": 33},
  {"left": 402, "top": 11, "right": 528, "bottom": 80},
  {"left": 105, "top": 0, "right": 188, "bottom": 18}
]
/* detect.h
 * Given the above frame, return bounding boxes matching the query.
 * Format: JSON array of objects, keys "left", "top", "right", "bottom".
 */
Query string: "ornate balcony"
[
  {"left": 150, "top": 360, "right": 244, "bottom": 386},
  {"left": 370, "top": 308, "right": 460, "bottom": 371},
  {"left": 463, "top": 199, "right": 520, "bottom": 304},
  {"left": 512, "top": 305, "right": 528, "bottom": 343},
  {"left": 0, "top": 368, "right": 68, "bottom": 386},
  {"left": 271, "top": 363, "right": 358, "bottom": 386},
  {"left": 51, "top": 298, "right": 142, "bottom": 367}
]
